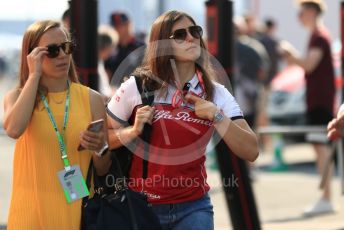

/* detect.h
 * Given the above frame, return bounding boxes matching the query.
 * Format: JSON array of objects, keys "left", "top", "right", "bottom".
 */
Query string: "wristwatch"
[
  {"left": 213, "top": 110, "right": 224, "bottom": 124},
  {"left": 95, "top": 142, "right": 109, "bottom": 157}
]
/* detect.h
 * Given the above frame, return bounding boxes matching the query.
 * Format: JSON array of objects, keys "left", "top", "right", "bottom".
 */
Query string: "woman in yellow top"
[{"left": 3, "top": 20, "right": 111, "bottom": 229}]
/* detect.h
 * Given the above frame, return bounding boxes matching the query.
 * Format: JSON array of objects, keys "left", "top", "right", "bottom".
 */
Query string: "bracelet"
[{"left": 94, "top": 142, "right": 109, "bottom": 157}]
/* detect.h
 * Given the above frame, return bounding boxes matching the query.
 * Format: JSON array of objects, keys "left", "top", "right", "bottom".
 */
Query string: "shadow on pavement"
[
  {"left": 258, "top": 161, "right": 317, "bottom": 175},
  {"left": 264, "top": 211, "right": 339, "bottom": 224}
]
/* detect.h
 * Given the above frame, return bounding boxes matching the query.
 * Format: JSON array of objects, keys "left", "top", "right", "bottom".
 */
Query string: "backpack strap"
[
  {"left": 133, "top": 75, "right": 154, "bottom": 179},
  {"left": 134, "top": 75, "right": 154, "bottom": 105}
]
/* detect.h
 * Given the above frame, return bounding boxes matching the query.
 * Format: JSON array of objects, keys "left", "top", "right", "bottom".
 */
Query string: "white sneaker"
[{"left": 303, "top": 198, "right": 336, "bottom": 217}]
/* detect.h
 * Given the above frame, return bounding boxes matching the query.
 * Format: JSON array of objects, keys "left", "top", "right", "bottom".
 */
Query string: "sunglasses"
[
  {"left": 169, "top": 25, "right": 203, "bottom": 43},
  {"left": 46, "top": 41, "right": 75, "bottom": 58}
]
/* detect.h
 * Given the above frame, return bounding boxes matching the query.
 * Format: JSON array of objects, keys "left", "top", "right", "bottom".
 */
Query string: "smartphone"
[{"left": 77, "top": 119, "right": 104, "bottom": 151}]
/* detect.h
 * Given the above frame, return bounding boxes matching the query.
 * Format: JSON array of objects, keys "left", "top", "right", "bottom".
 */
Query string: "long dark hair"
[{"left": 133, "top": 10, "right": 215, "bottom": 101}]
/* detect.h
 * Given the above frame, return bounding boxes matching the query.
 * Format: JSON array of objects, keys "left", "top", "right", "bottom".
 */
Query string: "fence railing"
[{"left": 257, "top": 125, "right": 344, "bottom": 195}]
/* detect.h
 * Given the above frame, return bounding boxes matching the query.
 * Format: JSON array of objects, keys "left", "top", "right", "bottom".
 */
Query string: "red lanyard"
[{"left": 171, "top": 69, "right": 206, "bottom": 108}]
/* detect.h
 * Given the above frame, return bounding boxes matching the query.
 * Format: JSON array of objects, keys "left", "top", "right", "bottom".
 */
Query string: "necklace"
[{"left": 47, "top": 81, "right": 70, "bottom": 104}]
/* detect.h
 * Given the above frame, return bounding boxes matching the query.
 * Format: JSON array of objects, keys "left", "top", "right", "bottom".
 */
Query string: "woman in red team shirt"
[{"left": 106, "top": 10, "right": 258, "bottom": 229}]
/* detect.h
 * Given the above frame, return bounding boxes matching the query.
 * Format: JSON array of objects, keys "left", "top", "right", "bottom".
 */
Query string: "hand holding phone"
[{"left": 78, "top": 119, "right": 104, "bottom": 151}]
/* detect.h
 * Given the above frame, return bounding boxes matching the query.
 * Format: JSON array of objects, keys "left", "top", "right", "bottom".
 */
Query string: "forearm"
[
  {"left": 92, "top": 151, "right": 112, "bottom": 176},
  {"left": 108, "top": 126, "right": 139, "bottom": 150},
  {"left": 4, "top": 76, "right": 40, "bottom": 138},
  {"left": 214, "top": 118, "right": 259, "bottom": 162},
  {"left": 289, "top": 54, "right": 307, "bottom": 70},
  {"left": 288, "top": 48, "right": 322, "bottom": 74}
]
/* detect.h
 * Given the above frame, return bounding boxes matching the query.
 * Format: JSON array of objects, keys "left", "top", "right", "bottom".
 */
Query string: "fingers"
[
  {"left": 148, "top": 110, "right": 155, "bottom": 124},
  {"left": 80, "top": 130, "right": 105, "bottom": 151},
  {"left": 184, "top": 94, "right": 213, "bottom": 109},
  {"left": 327, "top": 129, "right": 339, "bottom": 141},
  {"left": 185, "top": 94, "right": 202, "bottom": 104},
  {"left": 331, "top": 118, "right": 344, "bottom": 130},
  {"left": 136, "top": 106, "right": 155, "bottom": 121},
  {"left": 29, "top": 46, "right": 48, "bottom": 54},
  {"left": 79, "top": 138, "right": 99, "bottom": 150},
  {"left": 197, "top": 101, "right": 216, "bottom": 111},
  {"left": 27, "top": 47, "right": 48, "bottom": 77},
  {"left": 137, "top": 105, "right": 154, "bottom": 112},
  {"left": 327, "top": 117, "right": 344, "bottom": 140},
  {"left": 337, "top": 115, "right": 344, "bottom": 125},
  {"left": 134, "top": 106, "right": 155, "bottom": 133},
  {"left": 327, "top": 118, "right": 336, "bottom": 131},
  {"left": 28, "top": 47, "right": 48, "bottom": 58},
  {"left": 337, "top": 109, "right": 344, "bottom": 118}
]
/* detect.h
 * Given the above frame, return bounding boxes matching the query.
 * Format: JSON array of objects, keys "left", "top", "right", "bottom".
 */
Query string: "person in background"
[
  {"left": 257, "top": 18, "right": 281, "bottom": 150},
  {"left": 135, "top": 30, "right": 148, "bottom": 44},
  {"left": 241, "top": 15, "right": 270, "bottom": 76},
  {"left": 233, "top": 18, "right": 266, "bottom": 181},
  {"left": 61, "top": 9, "right": 71, "bottom": 30},
  {"left": 283, "top": 0, "right": 336, "bottom": 216},
  {"left": 238, "top": 16, "right": 270, "bottom": 135},
  {"left": 106, "top": 10, "right": 258, "bottom": 229},
  {"left": 233, "top": 19, "right": 264, "bottom": 129},
  {"left": 259, "top": 18, "right": 280, "bottom": 87},
  {"left": 243, "top": 13, "right": 262, "bottom": 39},
  {"left": 0, "top": 54, "right": 6, "bottom": 78},
  {"left": 3, "top": 20, "right": 111, "bottom": 229},
  {"left": 105, "top": 11, "right": 145, "bottom": 89},
  {"left": 98, "top": 31, "right": 116, "bottom": 99}
]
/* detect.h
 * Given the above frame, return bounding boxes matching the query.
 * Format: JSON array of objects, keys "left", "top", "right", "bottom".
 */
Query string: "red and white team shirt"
[{"left": 107, "top": 74, "right": 243, "bottom": 204}]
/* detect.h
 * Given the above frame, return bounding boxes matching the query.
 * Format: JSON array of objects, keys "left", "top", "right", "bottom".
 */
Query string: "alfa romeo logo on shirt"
[{"left": 109, "top": 39, "right": 235, "bottom": 166}]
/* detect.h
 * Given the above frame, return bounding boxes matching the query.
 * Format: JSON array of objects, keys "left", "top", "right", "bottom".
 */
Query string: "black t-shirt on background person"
[{"left": 104, "top": 37, "right": 145, "bottom": 87}]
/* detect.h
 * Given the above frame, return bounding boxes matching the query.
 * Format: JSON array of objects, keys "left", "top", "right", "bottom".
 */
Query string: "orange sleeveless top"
[{"left": 7, "top": 83, "right": 92, "bottom": 230}]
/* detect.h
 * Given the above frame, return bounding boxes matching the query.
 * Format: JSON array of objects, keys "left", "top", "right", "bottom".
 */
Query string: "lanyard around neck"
[
  {"left": 172, "top": 69, "right": 206, "bottom": 108},
  {"left": 40, "top": 81, "right": 71, "bottom": 171}
]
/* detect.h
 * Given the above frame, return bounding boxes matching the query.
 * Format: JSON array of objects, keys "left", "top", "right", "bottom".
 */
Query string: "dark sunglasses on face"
[
  {"left": 46, "top": 41, "right": 75, "bottom": 58},
  {"left": 169, "top": 25, "right": 203, "bottom": 43}
]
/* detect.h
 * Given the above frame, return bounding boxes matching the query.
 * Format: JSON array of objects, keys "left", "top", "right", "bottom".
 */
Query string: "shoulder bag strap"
[{"left": 133, "top": 75, "right": 154, "bottom": 179}]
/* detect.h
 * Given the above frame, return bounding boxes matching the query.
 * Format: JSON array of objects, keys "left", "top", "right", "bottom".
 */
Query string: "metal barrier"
[
  {"left": 0, "top": 126, "right": 5, "bottom": 135},
  {"left": 257, "top": 125, "right": 344, "bottom": 195},
  {"left": 258, "top": 125, "right": 331, "bottom": 136}
]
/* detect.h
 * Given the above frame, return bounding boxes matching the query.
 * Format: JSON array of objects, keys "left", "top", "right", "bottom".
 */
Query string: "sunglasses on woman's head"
[
  {"left": 169, "top": 25, "right": 203, "bottom": 43},
  {"left": 46, "top": 41, "right": 75, "bottom": 58}
]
